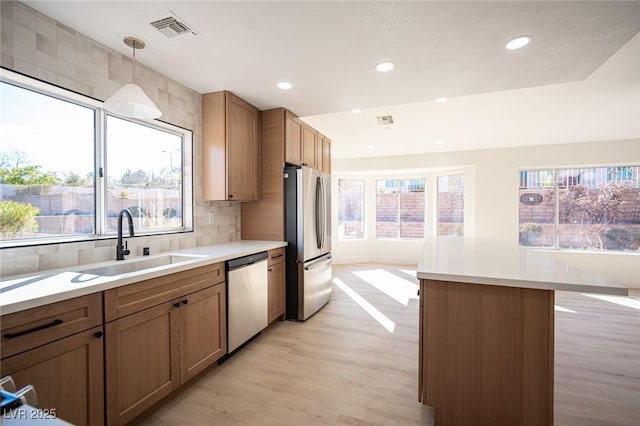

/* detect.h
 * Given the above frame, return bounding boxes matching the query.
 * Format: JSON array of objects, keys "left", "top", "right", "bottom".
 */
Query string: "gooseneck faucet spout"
[{"left": 116, "top": 208, "right": 135, "bottom": 261}]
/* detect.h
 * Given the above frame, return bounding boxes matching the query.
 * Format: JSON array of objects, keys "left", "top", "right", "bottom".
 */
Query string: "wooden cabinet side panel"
[
  {"left": 106, "top": 303, "right": 180, "bottom": 425},
  {"left": 180, "top": 283, "right": 227, "bottom": 382},
  {"left": 2, "top": 326, "right": 104, "bottom": 426},
  {"left": 1, "top": 293, "right": 102, "bottom": 359},
  {"left": 202, "top": 91, "right": 226, "bottom": 200},
  {"left": 226, "top": 93, "right": 259, "bottom": 201},
  {"left": 241, "top": 108, "right": 286, "bottom": 240}
]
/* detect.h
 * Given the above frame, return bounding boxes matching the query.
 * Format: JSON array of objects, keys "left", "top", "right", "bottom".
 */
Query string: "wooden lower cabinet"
[
  {"left": 106, "top": 283, "right": 227, "bottom": 425},
  {"left": 180, "top": 284, "right": 227, "bottom": 382},
  {"left": 267, "top": 248, "right": 286, "bottom": 323},
  {"left": 268, "top": 260, "right": 285, "bottom": 323},
  {"left": 1, "top": 326, "right": 105, "bottom": 426}
]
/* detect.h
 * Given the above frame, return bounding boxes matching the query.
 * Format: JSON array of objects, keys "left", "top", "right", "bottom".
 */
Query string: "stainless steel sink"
[{"left": 75, "top": 255, "right": 201, "bottom": 277}]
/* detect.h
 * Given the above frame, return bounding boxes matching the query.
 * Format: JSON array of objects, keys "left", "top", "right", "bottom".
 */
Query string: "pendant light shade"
[
  {"left": 103, "top": 36, "right": 162, "bottom": 119},
  {"left": 104, "top": 83, "right": 162, "bottom": 119}
]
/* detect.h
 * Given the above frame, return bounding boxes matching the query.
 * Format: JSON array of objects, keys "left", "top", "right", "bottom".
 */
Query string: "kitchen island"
[{"left": 416, "top": 237, "right": 639, "bottom": 426}]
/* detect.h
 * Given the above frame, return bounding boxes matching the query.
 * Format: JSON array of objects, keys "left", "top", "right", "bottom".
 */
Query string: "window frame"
[
  {"left": 337, "top": 177, "right": 366, "bottom": 241},
  {"left": 374, "top": 177, "right": 426, "bottom": 240},
  {"left": 0, "top": 68, "right": 193, "bottom": 248},
  {"left": 518, "top": 164, "right": 640, "bottom": 251},
  {"left": 436, "top": 172, "right": 464, "bottom": 237}
]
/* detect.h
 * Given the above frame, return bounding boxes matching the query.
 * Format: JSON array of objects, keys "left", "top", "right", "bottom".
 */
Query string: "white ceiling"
[{"left": 24, "top": 1, "right": 640, "bottom": 160}]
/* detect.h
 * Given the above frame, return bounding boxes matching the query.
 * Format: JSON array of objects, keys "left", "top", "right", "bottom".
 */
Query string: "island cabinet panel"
[
  {"left": 2, "top": 326, "right": 105, "bottom": 426},
  {"left": 104, "top": 262, "right": 224, "bottom": 321},
  {"left": 202, "top": 90, "right": 259, "bottom": 201},
  {"left": 106, "top": 301, "right": 180, "bottom": 426},
  {"left": 420, "top": 279, "right": 554, "bottom": 426},
  {"left": 1, "top": 293, "right": 102, "bottom": 359},
  {"left": 180, "top": 283, "right": 227, "bottom": 382}
]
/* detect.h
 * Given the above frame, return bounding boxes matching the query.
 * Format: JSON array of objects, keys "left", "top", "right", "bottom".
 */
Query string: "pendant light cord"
[{"left": 131, "top": 42, "right": 136, "bottom": 84}]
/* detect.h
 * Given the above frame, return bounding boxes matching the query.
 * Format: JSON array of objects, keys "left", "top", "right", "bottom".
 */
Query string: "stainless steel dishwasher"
[{"left": 226, "top": 251, "right": 268, "bottom": 353}]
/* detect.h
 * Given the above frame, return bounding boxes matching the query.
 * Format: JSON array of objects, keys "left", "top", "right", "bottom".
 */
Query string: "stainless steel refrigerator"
[{"left": 284, "top": 165, "right": 332, "bottom": 321}]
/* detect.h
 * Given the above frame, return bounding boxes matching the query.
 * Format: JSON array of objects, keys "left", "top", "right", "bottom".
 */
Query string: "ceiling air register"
[{"left": 150, "top": 13, "right": 198, "bottom": 38}]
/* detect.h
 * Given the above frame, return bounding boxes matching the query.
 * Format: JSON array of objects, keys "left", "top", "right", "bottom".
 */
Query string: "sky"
[{"left": 0, "top": 81, "right": 182, "bottom": 180}]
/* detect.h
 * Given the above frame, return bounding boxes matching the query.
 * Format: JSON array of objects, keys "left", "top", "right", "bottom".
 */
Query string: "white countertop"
[
  {"left": 417, "top": 237, "right": 639, "bottom": 295},
  {"left": 0, "top": 240, "right": 286, "bottom": 315}
]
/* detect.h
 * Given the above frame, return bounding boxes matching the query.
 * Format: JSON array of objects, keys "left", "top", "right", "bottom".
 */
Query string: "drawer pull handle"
[
  {"left": 94, "top": 331, "right": 103, "bottom": 339},
  {"left": 3, "top": 319, "right": 63, "bottom": 339},
  {"left": 173, "top": 302, "right": 181, "bottom": 308},
  {"left": 182, "top": 299, "right": 189, "bottom": 305},
  {"left": 268, "top": 268, "right": 273, "bottom": 272},
  {"left": 270, "top": 254, "right": 283, "bottom": 259}
]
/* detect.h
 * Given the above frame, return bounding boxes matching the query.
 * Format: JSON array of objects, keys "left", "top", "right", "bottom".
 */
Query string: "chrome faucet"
[{"left": 116, "top": 208, "right": 134, "bottom": 260}]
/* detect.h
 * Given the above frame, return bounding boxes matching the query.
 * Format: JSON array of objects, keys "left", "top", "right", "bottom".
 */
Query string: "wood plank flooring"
[{"left": 139, "top": 264, "right": 639, "bottom": 426}]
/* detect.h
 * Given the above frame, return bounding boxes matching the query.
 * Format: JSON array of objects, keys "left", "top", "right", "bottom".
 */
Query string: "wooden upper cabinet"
[
  {"left": 302, "top": 124, "right": 318, "bottom": 168},
  {"left": 202, "top": 91, "right": 259, "bottom": 201},
  {"left": 317, "top": 133, "right": 331, "bottom": 174},
  {"left": 285, "top": 110, "right": 303, "bottom": 165}
]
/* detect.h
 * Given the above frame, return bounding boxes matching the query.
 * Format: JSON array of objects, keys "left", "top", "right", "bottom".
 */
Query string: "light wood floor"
[{"left": 140, "top": 264, "right": 639, "bottom": 426}]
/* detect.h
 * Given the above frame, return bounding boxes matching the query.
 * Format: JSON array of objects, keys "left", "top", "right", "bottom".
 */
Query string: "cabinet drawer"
[
  {"left": 104, "top": 263, "right": 225, "bottom": 322},
  {"left": 267, "top": 247, "right": 285, "bottom": 266},
  {"left": 1, "top": 293, "right": 102, "bottom": 359}
]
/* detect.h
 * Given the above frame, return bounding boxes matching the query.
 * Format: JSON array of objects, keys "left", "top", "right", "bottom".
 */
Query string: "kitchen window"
[
  {"left": 375, "top": 179, "right": 425, "bottom": 239},
  {"left": 518, "top": 166, "right": 640, "bottom": 251},
  {"left": 0, "top": 70, "right": 192, "bottom": 246},
  {"left": 337, "top": 178, "right": 365, "bottom": 239},
  {"left": 437, "top": 173, "right": 464, "bottom": 236}
]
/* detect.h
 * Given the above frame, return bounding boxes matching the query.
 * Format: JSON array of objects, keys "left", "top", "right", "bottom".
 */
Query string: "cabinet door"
[
  {"left": 227, "top": 93, "right": 259, "bottom": 201},
  {"left": 179, "top": 284, "right": 227, "bottom": 383},
  {"left": 302, "top": 124, "right": 318, "bottom": 168},
  {"left": 268, "top": 262, "right": 285, "bottom": 323},
  {"left": 106, "top": 302, "right": 180, "bottom": 426},
  {"left": 322, "top": 137, "right": 331, "bottom": 174},
  {"left": 285, "top": 111, "right": 303, "bottom": 165},
  {"left": 2, "top": 327, "right": 105, "bottom": 426}
]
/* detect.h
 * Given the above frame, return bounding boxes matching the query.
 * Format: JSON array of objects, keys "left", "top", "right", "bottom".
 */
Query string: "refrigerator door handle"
[
  {"left": 304, "top": 255, "right": 332, "bottom": 270},
  {"left": 320, "top": 178, "right": 325, "bottom": 249},
  {"left": 315, "top": 176, "right": 322, "bottom": 249}
]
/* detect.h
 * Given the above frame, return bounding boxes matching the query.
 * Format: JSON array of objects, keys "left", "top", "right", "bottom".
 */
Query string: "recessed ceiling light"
[
  {"left": 506, "top": 35, "right": 531, "bottom": 50},
  {"left": 277, "top": 81, "right": 292, "bottom": 90},
  {"left": 435, "top": 140, "right": 445, "bottom": 145},
  {"left": 376, "top": 62, "right": 394, "bottom": 72},
  {"left": 436, "top": 97, "right": 447, "bottom": 103},
  {"left": 352, "top": 108, "right": 361, "bottom": 114},
  {"left": 367, "top": 145, "right": 376, "bottom": 150}
]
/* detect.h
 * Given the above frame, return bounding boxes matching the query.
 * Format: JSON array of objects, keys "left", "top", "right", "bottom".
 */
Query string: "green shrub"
[{"left": 0, "top": 200, "right": 40, "bottom": 238}]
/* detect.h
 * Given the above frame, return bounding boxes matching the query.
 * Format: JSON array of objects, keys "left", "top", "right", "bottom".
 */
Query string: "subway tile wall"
[{"left": 0, "top": 1, "right": 241, "bottom": 277}]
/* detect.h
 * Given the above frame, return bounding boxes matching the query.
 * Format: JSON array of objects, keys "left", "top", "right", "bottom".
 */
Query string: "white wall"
[
  {"left": 0, "top": 1, "right": 240, "bottom": 277},
  {"left": 331, "top": 139, "right": 640, "bottom": 266}
]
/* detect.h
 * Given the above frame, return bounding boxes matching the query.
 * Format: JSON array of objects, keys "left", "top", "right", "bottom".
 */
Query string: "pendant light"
[{"left": 103, "top": 36, "right": 162, "bottom": 119}]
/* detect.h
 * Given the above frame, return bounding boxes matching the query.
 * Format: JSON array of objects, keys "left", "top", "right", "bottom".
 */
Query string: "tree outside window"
[{"left": 519, "top": 166, "right": 640, "bottom": 251}]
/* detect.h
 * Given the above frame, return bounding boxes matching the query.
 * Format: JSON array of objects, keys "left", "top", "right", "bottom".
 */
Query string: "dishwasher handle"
[{"left": 227, "top": 251, "right": 268, "bottom": 271}]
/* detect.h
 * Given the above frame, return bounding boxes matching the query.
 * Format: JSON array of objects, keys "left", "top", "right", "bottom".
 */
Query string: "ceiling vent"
[
  {"left": 376, "top": 115, "right": 394, "bottom": 126},
  {"left": 150, "top": 13, "right": 198, "bottom": 38}
]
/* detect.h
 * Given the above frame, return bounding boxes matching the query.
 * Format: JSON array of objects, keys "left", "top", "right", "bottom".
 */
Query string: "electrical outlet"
[{"left": 208, "top": 212, "right": 214, "bottom": 224}]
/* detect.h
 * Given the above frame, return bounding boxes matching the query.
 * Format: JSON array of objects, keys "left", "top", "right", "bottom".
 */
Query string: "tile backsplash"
[{"left": 0, "top": 1, "right": 241, "bottom": 277}]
